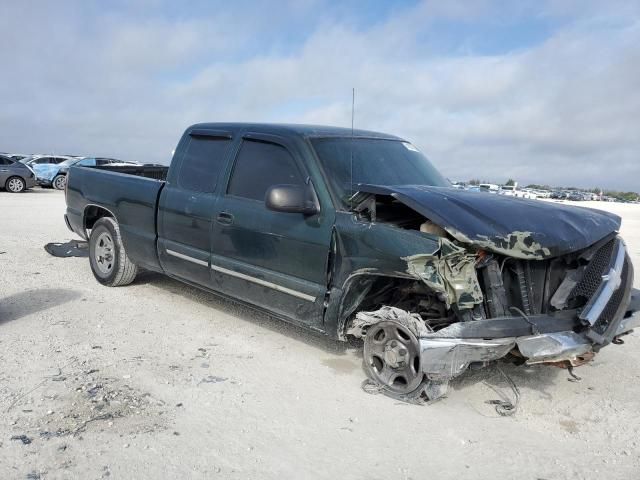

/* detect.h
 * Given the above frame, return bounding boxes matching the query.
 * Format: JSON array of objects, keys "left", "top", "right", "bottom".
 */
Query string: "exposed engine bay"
[{"left": 345, "top": 190, "right": 640, "bottom": 402}]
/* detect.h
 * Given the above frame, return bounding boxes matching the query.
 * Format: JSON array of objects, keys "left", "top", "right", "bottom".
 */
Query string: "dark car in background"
[
  {"left": 1, "top": 152, "right": 29, "bottom": 162},
  {"left": 0, "top": 154, "right": 37, "bottom": 192},
  {"left": 568, "top": 191, "right": 586, "bottom": 201}
]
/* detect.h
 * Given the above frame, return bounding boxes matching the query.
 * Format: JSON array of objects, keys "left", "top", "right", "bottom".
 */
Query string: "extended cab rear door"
[
  {"left": 157, "top": 129, "right": 234, "bottom": 286},
  {"left": 210, "top": 132, "right": 334, "bottom": 328}
]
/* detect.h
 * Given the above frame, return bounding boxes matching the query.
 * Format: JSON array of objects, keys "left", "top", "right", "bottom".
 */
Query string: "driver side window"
[{"left": 227, "top": 139, "right": 303, "bottom": 201}]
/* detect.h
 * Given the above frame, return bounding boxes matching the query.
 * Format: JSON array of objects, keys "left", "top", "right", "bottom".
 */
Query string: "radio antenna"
[{"left": 350, "top": 87, "right": 355, "bottom": 200}]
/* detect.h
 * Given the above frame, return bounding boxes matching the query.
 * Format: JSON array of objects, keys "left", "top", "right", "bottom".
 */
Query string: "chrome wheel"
[
  {"left": 53, "top": 175, "right": 66, "bottom": 190},
  {"left": 94, "top": 231, "right": 115, "bottom": 276},
  {"left": 363, "top": 321, "right": 423, "bottom": 394},
  {"left": 7, "top": 177, "right": 25, "bottom": 193}
]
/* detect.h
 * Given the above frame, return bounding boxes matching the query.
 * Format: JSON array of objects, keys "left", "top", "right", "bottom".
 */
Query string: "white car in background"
[
  {"left": 479, "top": 183, "right": 500, "bottom": 193},
  {"left": 533, "top": 189, "right": 551, "bottom": 198},
  {"left": 498, "top": 185, "right": 538, "bottom": 199}
]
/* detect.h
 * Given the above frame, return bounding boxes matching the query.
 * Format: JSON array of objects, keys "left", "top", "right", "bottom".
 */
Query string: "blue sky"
[{"left": 1, "top": 0, "right": 639, "bottom": 190}]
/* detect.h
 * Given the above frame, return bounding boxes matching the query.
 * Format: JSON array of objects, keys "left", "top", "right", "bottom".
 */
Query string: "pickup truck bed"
[{"left": 65, "top": 165, "right": 167, "bottom": 271}]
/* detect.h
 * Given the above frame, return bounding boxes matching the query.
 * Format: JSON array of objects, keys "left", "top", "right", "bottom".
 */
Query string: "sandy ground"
[{"left": 0, "top": 189, "right": 639, "bottom": 480}]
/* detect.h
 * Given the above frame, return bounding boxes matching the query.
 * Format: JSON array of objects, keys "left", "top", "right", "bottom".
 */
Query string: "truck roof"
[{"left": 188, "top": 122, "right": 403, "bottom": 141}]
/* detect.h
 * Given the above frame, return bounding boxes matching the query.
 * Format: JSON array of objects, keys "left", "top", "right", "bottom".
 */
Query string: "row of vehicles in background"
[
  {"left": 550, "top": 190, "right": 602, "bottom": 201},
  {"left": 0, "top": 152, "right": 143, "bottom": 192},
  {"left": 452, "top": 182, "right": 550, "bottom": 199},
  {"left": 452, "top": 182, "right": 611, "bottom": 202}
]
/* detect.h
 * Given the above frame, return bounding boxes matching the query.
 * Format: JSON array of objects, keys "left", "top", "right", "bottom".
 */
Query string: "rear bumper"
[{"left": 25, "top": 177, "right": 37, "bottom": 189}]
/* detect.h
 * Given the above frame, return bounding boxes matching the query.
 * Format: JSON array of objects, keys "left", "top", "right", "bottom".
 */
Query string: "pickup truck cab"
[{"left": 65, "top": 123, "right": 640, "bottom": 400}]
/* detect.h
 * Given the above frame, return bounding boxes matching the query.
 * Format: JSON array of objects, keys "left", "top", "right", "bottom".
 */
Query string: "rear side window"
[
  {"left": 0, "top": 156, "right": 12, "bottom": 165},
  {"left": 178, "top": 137, "right": 232, "bottom": 193},
  {"left": 227, "top": 140, "right": 303, "bottom": 201}
]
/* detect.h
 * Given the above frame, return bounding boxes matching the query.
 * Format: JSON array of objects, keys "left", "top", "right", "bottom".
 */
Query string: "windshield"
[{"left": 311, "top": 138, "right": 449, "bottom": 205}]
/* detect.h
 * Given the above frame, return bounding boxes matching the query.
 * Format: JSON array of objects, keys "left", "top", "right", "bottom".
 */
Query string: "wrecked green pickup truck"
[{"left": 65, "top": 123, "right": 639, "bottom": 400}]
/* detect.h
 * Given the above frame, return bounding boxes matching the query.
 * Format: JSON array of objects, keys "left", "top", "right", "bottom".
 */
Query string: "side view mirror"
[{"left": 265, "top": 184, "right": 320, "bottom": 215}]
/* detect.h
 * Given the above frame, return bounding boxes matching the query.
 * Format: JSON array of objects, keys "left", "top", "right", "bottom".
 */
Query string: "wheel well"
[
  {"left": 84, "top": 206, "right": 114, "bottom": 231},
  {"left": 6, "top": 175, "right": 25, "bottom": 182},
  {"left": 338, "top": 275, "right": 447, "bottom": 340}
]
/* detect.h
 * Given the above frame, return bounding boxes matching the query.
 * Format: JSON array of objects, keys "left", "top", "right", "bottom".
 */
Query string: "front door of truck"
[
  {"left": 210, "top": 133, "right": 333, "bottom": 327},
  {"left": 157, "top": 130, "right": 234, "bottom": 287}
]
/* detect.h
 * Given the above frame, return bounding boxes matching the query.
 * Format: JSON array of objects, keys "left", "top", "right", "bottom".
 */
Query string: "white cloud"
[{"left": 0, "top": 1, "right": 638, "bottom": 190}]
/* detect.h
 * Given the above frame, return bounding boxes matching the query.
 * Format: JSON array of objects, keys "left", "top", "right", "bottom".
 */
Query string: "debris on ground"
[
  {"left": 483, "top": 366, "right": 520, "bottom": 417},
  {"left": 199, "top": 375, "right": 227, "bottom": 384},
  {"left": 10, "top": 434, "right": 32, "bottom": 445},
  {"left": 43, "top": 240, "right": 89, "bottom": 258}
]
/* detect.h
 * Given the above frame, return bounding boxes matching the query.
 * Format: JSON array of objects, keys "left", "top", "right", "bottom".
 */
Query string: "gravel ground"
[{"left": 1, "top": 189, "right": 639, "bottom": 479}]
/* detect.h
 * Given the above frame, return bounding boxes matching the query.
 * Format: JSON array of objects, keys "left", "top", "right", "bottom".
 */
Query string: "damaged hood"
[{"left": 358, "top": 184, "right": 621, "bottom": 259}]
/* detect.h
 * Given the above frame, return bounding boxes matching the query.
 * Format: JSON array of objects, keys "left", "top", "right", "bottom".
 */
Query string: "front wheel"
[
  {"left": 5, "top": 176, "right": 26, "bottom": 193},
  {"left": 53, "top": 174, "right": 67, "bottom": 190},
  {"left": 363, "top": 320, "right": 425, "bottom": 396},
  {"left": 89, "top": 217, "right": 138, "bottom": 286}
]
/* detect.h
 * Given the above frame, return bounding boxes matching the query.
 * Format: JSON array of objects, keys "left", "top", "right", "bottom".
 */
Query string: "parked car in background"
[
  {"left": 498, "top": 185, "right": 537, "bottom": 199},
  {"left": 479, "top": 183, "right": 499, "bottom": 193},
  {"left": 22, "top": 155, "right": 78, "bottom": 185},
  {"left": 1, "top": 152, "right": 29, "bottom": 162},
  {"left": 21, "top": 155, "right": 74, "bottom": 167},
  {"left": 0, "top": 154, "right": 37, "bottom": 192},
  {"left": 550, "top": 190, "right": 565, "bottom": 199},
  {"left": 32, "top": 157, "right": 80, "bottom": 189},
  {"left": 533, "top": 189, "right": 551, "bottom": 198},
  {"left": 567, "top": 191, "right": 586, "bottom": 201},
  {"left": 37, "top": 157, "right": 139, "bottom": 190}
]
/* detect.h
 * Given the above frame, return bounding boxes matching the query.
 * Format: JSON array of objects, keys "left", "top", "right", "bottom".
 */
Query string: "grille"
[
  {"left": 592, "top": 256, "right": 630, "bottom": 335},
  {"left": 571, "top": 239, "right": 615, "bottom": 300}
]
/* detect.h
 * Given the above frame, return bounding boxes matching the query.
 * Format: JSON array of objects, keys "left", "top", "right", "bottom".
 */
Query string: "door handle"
[{"left": 216, "top": 212, "right": 234, "bottom": 225}]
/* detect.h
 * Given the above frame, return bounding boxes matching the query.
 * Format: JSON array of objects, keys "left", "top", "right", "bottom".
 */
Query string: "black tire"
[
  {"left": 5, "top": 176, "right": 26, "bottom": 193},
  {"left": 89, "top": 217, "right": 138, "bottom": 286},
  {"left": 52, "top": 174, "right": 67, "bottom": 190}
]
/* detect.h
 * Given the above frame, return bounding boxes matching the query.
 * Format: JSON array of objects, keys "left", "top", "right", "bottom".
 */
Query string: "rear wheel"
[
  {"left": 5, "top": 176, "right": 26, "bottom": 193},
  {"left": 53, "top": 174, "right": 66, "bottom": 190},
  {"left": 89, "top": 217, "right": 138, "bottom": 286}
]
